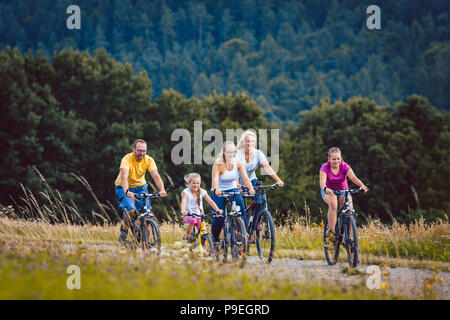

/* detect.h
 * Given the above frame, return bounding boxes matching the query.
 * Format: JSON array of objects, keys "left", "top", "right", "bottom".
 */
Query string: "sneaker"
[{"left": 325, "top": 228, "right": 336, "bottom": 242}]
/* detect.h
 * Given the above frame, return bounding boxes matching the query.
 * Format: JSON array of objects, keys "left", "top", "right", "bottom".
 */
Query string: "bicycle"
[
  {"left": 212, "top": 190, "right": 249, "bottom": 264},
  {"left": 241, "top": 182, "right": 278, "bottom": 263},
  {"left": 184, "top": 212, "right": 219, "bottom": 256},
  {"left": 323, "top": 188, "right": 365, "bottom": 267},
  {"left": 122, "top": 191, "right": 168, "bottom": 254}
]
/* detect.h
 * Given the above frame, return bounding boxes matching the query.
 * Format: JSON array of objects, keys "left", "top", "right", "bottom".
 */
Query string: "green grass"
[
  {"left": 272, "top": 218, "right": 450, "bottom": 270},
  {"left": 0, "top": 236, "right": 396, "bottom": 300},
  {"left": 1, "top": 192, "right": 449, "bottom": 299},
  {"left": 1, "top": 173, "right": 447, "bottom": 299}
]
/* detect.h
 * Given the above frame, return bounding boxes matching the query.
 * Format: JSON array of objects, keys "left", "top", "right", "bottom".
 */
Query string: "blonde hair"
[
  {"left": 328, "top": 147, "right": 344, "bottom": 161},
  {"left": 237, "top": 130, "right": 257, "bottom": 161},
  {"left": 184, "top": 173, "right": 202, "bottom": 212},
  {"left": 215, "top": 141, "right": 235, "bottom": 176}
]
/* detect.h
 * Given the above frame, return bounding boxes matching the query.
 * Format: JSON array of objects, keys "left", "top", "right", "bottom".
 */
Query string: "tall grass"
[{"left": 0, "top": 173, "right": 448, "bottom": 299}]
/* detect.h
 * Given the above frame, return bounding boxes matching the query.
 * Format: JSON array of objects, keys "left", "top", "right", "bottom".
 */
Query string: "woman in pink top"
[{"left": 319, "top": 147, "right": 368, "bottom": 237}]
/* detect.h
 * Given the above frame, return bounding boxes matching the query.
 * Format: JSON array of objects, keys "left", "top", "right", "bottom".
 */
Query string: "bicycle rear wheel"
[
  {"left": 323, "top": 218, "right": 341, "bottom": 265},
  {"left": 128, "top": 221, "right": 141, "bottom": 251},
  {"left": 141, "top": 217, "right": 161, "bottom": 254},
  {"left": 344, "top": 214, "right": 358, "bottom": 267},
  {"left": 255, "top": 209, "right": 275, "bottom": 263},
  {"left": 230, "top": 217, "right": 248, "bottom": 264}
]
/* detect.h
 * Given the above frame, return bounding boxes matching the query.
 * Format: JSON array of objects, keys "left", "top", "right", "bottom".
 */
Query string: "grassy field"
[{"left": 0, "top": 209, "right": 448, "bottom": 299}]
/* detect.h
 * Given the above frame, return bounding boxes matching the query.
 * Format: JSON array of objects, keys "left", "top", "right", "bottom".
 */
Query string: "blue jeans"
[
  {"left": 115, "top": 184, "right": 151, "bottom": 219},
  {"left": 210, "top": 188, "right": 247, "bottom": 242}
]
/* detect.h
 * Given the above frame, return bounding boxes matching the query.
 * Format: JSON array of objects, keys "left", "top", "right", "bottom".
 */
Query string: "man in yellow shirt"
[{"left": 115, "top": 139, "right": 167, "bottom": 245}]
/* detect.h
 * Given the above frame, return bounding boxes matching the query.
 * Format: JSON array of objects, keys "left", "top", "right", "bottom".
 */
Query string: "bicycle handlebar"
[
  {"left": 133, "top": 192, "right": 166, "bottom": 200},
  {"left": 241, "top": 183, "right": 279, "bottom": 194},
  {"left": 132, "top": 186, "right": 173, "bottom": 200},
  {"left": 185, "top": 212, "right": 222, "bottom": 219},
  {"left": 332, "top": 188, "right": 367, "bottom": 197},
  {"left": 213, "top": 190, "right": 242, "bottom": 197}
]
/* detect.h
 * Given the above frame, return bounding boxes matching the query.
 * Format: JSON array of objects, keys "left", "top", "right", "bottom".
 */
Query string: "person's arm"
[
  {"left": 180, "top": 192, "right": 188, "bottom": 215},
  {"left": 236, "top": 178, "right": 242, "bottom": 189},
  {"left": 204, "top": 193, "right": 223, "bottom": 214},
  {"left": 237, "top": 161, "right": 255, "bottom": 195},
  {"left": 150, "top": 169, "right": 167, "bottom": 197},
  {"left": 120, "top": 168, "right": 133, "bottom": 197},
  {"left": 347, "top": 169, "right": 368, "bottom": 192},
  {"left": 212, "top": 162, "right": 221, "bottom": 196},
  {"left": 261, "top": 161, "right": 284, "bottom": 186},
  {"left": 319, "top": 171, "right": 332, "bottom": 195}
]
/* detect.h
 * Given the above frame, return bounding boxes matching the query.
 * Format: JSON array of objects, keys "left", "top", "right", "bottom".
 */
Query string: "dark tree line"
[
  {"left": 1, "top": 0, "right": 448, "bottom": 124},
  {"left": 1, "top": 47, "right": 448, "bottom": 224}
]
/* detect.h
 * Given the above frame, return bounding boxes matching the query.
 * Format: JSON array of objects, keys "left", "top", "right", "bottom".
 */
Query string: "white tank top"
[
  {"left": 218, "top": 158, "right": 238, "bottom": 190},
  {"left": 182, "top": 188, "right": 207, "bottom": 214}
]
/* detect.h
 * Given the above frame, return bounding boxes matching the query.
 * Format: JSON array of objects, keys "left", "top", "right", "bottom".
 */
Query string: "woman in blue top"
[
  {"left": 236, "top": 130, "right": 284, "bottom": 188},
  {"left": 211, "top": 141, "right": 255, "bottom": 242}
]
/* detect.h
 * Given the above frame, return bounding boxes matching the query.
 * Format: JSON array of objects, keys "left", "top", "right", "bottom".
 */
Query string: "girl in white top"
[
  {"left": 236, "top": 130, "right": 284, "bottom": 187},
  {"left": 181, "top": 173, "right": 223, "bottom": 243}
]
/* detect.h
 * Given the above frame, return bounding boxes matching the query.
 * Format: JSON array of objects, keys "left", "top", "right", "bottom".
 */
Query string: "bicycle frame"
[
  {"left": 333, "top": 189, "right": 363, "bottom": 251},
  {"left": 215, "top": 191, "right": 248, "bottom": 260},
  {"left": 242, "top": 182, "right": 278, "bottom": 235},
  {"left": 127, "top": 191, "right": 168, "bottom": 249},
  {"left": 187, "top": 212, "right": 214, "bottom": 246}
]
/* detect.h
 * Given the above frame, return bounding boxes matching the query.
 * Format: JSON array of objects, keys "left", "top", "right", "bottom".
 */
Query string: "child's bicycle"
[
  {"left": 323, "top": 188, "right": 366, "bottom": 267},
  {"left": 185, "top": 212, "right": 219, "bottom": 256},
  {"left": 123, "top": 191, "right": 169, "bottom": 254}
]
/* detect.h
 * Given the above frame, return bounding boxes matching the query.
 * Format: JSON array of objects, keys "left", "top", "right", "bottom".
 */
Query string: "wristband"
[
  {"left": 125, "top": 189, "right": 129, "bottom": 195},
  {"left": 323, "top": 187, "right": 328, "bottom": 192}
]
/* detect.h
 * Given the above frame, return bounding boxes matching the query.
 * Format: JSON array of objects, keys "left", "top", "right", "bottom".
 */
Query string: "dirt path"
[
  {"left": 63, "top": 242, "right": 450, "bottom": 299},
  {"left": 245, "top": 256, "right": 450, "bottom": 299}
]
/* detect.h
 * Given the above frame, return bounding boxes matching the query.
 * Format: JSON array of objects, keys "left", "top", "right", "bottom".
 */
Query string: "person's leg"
[
  {"left": 322, "top": 191, "right": 338, "bottom": 233},
  {"left": 184, "top": 223, "right": 194, "bottom": 242},
  {"left": 210, "top": 190, "right": 226, "bottom": 242},
  {"left": 115, "top": 185, "right": 137, "bottom": 244}
]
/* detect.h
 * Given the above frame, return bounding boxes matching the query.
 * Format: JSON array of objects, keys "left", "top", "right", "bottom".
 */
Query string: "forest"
[
  {"left": 1, "top": 0, "right": 448, "bottom": 123},
  {"left": 1, "top": 47, "right": 448, "bottom": 225},
  {"left": 0, "top": 0, "right": 449, "bottom": 224}
]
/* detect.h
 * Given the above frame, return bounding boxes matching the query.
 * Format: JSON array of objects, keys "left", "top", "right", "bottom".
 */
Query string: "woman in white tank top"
[{"left": 210, "top": 141, "right": 255, "bottom": 242}]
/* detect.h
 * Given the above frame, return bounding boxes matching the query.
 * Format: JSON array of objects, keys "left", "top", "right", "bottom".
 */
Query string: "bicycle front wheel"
[
  {"left": 141, "top": 217, "right": 161, "bottom": 254},
  {"left": 255, "top": 209, "right": 275, "bottom": 263},
  {"left": 201, "top": 234, "right": 215, "bottom": 257},
  {"left": 230, "top": 217, "right": 248, "bottom": 264},
  {"left": 344, "top": 214, "right": 358, "bottom": 267},
  {"left": 323, "top": 218, "right": 341, "bottom": 265}
]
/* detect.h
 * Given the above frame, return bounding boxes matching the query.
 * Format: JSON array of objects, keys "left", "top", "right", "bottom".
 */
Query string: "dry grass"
[{"left": 0, "top": 173, "right": 448, "bottom": 299}]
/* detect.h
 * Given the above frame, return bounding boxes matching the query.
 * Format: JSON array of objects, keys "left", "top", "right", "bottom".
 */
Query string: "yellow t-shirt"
[{"left": 114, "top": 153, "right": 157, "bottom": 188}]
